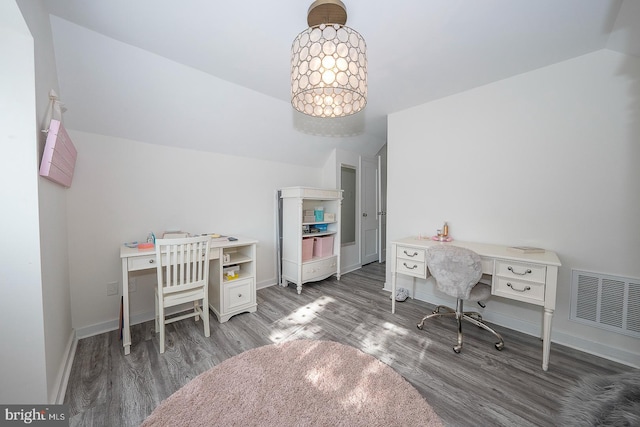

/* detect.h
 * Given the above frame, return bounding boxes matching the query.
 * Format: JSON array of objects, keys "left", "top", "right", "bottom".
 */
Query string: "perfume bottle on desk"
[{"left": 433, "top": 222, "right": 452, "bottom": 242}]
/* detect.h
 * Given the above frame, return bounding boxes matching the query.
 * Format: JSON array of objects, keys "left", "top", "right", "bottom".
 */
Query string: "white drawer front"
[
  {"left": 396, "top": 246, "right": 426, "bottom": 262},
  {"left": 128, "top": 250, "right": 219, "bottom": 272},
  {"left": 224, "top": 279, "right": 254, "bottom": 310},
  {"left": 128, "top": 254, "right": 156, "bottom": 271},
  {"left": 396, "top": 259, "right": 426, "bottom": 278},
  {"left": 302, "top": 257, "right": 337, "bottom": 282},
  {"left": 493, "top": 277, "right": 545, "bottom": 305},
  {"left": 495, "top": 261, "right": 546, "bottom": 283}
]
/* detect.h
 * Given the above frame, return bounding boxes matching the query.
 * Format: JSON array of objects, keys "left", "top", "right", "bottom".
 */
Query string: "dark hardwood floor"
[{"left": 65, "top": 262, "right": 632, "bottom": 426}]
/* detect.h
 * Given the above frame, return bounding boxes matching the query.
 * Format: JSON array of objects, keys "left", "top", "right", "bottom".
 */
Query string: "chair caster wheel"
[
  {"left": 416, "top": 323, "right": 423, "bottom": 330},
  {"left": 453, "top": 345, "right": 461, "bottom": 354},
  {"left": 495, "top": 342, "right": 504, "bottom": 351}
]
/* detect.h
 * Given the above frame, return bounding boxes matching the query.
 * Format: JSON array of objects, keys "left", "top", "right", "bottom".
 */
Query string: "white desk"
[
  {"left": 390, "top": 237, "right": 561, "bottom": 371},
  {"left": 120, "top": 236, "right": 257, "bottom": 355}
]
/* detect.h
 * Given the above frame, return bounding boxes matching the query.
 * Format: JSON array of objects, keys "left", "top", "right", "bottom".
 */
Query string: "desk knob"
[{"left": 148, "top": 259, "right": 155, "bottom": 264}]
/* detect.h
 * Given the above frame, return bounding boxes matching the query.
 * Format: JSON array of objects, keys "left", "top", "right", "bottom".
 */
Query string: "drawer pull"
[
  {"left": 403, "top": 250, "right": 418, "bottom": 257},
  {"left": 238, "top": 294, "right": 242, "bottom": 298},
  {"left": 148, "top": 259, "right": 155, "bottom": 264},
  {"left": 507, "top": 282, "right": 531, "bottom": 292},
  {"left": 403, "top": 262, "right": 418, "bottom": 270},
  {"left": 508, "top": 266, "right": 531, "bottom": 276}
]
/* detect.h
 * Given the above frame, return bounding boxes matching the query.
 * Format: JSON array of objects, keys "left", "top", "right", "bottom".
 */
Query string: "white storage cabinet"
[
  {"left": 280, "top": 187, "right": 342, "bottom": 294},
  {"left": 208, "top": 238, "right": 257, "bottom": 322}
]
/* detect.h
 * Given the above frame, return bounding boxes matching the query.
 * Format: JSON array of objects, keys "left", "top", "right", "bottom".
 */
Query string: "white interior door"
[
  {"left": 377, "top": 154, "right": 386, "bottom": 263},
  {"left": 361, "top": 157, "right": 379, "bottom": 265}
]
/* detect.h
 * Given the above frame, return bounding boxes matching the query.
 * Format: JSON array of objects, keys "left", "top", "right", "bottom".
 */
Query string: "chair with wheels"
[
  {"left": 155, "top": 235, "right": 211, "bottom": 353},
  {"left": 417, "top": 245, "right": 504, "bottom": 353}
]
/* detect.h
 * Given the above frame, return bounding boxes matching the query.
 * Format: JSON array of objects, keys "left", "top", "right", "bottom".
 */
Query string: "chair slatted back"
[{"left": 155, "top": 236, "right": 210, "bottom": 294}]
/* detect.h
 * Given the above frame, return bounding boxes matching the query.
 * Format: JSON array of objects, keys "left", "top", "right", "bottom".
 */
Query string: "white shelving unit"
[
  {"left": 208, "top": 237, "right": 257, "bottom": 322},
  {"left": 280, "top": 187, "right": 342, "bottom": 294}
]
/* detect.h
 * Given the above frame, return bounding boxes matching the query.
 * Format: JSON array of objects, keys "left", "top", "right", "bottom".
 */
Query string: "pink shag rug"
[{"left": 141, "top": 339, "right": 442, "bottom": 427}]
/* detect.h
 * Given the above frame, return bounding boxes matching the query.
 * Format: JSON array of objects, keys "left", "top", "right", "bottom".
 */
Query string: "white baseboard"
[
  {"left": 76, "top": 306, "right": 185, "bottom": 339},
  {"left": 256, "top": 278, "right": 278, "bottom": 290},
  {"left": 341, "top": 263, "right": 361, "bottom": 275},
  {"left": 76, "top": 278, "right": 283, "bottom": 339},
  {"left": 387, "top": 285, "right": 639, "bottom": 369},
  {"left": 76, "top": 278, "right": 639, "bottom": 370},
  {"left": 550, "top": 330, "right": 639, "bottom": 369},
  {"left": 76, "top": 273, "right": 334, "bottom": 338},
  {"left": 53, "top": 330, "right": 77, "bottom": 404}
]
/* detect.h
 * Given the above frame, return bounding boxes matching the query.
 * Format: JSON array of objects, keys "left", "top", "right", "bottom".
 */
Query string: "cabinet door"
[{"left": 224, "top": 278, "right": 254, "bottom": 310}]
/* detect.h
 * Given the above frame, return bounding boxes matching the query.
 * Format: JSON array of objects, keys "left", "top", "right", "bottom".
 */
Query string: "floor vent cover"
[{"left": 570, "top": 269, "right": 640, "bottom": 338}]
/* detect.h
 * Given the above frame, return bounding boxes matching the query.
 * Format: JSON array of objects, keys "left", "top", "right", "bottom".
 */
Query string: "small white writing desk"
[
  {"left": 120, "top": 236, "right": 257, "bottom": 355},
  {"left": 390, "top": 237, "right": 561, "bottom": 371}
]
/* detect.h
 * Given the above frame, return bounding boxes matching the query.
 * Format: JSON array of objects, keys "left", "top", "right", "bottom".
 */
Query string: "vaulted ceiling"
[{"left": 40, "top": 0, "right": 640, "bottom": 167}]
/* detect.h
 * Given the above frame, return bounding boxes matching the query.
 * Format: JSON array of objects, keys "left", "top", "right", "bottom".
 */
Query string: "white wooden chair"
[{"left": 154, "top": 236, "right": 211, "bottom": 353}]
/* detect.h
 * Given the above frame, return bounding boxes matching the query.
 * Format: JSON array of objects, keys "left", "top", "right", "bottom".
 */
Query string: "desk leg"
[
  {"left": 542, "top": 308, "right": 553, "bottom": 371},
  {"left": 121, "top": 258, "right": 131, "bottom": 355}
]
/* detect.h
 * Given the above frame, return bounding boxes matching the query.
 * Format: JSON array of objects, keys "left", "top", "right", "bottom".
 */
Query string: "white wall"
[
  {"left": 67, "top": 131, "right": 322, "bottom": 335},
  {"left": 0, "top": 1, "right": 47, "bottom": 403},
  {"left": 48, "top": 16, "right": 384, "bottom": 169},
  {"left": 17, "top": 0, "right": 75, "bottom": 404},
  {"left": 387, "top": 49, "right": 640, "bottom": 367}
]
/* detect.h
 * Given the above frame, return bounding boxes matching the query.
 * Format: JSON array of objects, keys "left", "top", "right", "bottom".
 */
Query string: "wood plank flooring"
[{"left": 65, "top": 262, "right": 633, "bottom": 426}]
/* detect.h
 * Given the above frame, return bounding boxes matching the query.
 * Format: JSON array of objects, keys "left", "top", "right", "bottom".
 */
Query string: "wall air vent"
[{"left": 570, "top": 269, "right": 640, "bottom": 338}]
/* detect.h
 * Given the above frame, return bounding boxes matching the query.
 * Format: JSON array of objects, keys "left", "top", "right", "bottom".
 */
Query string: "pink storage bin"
[
  {"left": 302, "top": 238, "right": 314, "bottom": 261},
  {"left": 313, "top": 235, "right": 334, "bottom": 258}
]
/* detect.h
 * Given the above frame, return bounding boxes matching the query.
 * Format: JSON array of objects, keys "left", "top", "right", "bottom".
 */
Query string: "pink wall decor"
[{"left": 39, "top": 119, "right": 77, "bottom": 188}]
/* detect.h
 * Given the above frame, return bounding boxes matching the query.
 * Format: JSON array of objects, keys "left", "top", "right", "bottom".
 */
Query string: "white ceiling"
[{"left": 40, "top": 0, "right": 640, "bottom": 166}]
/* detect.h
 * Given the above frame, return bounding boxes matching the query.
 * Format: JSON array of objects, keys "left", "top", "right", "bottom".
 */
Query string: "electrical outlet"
[
  {"left": 106, "top": 281, "right": 118, "bottom": 296},
  {"left": 129, "top": 278, "right": 137, "bottom": 293}
]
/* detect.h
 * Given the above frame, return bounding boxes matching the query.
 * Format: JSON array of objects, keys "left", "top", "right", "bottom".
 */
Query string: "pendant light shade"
[{"left": 291, "top": 0, "right": 367, "bottom": 118}]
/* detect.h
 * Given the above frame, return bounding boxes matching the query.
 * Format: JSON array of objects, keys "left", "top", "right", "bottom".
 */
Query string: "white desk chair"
[
  {"left": 417, "top": 245, "right": 504, "bottom": 353},
  {"left": 154, "top": 236, "right": 211, "bottom": 353}
]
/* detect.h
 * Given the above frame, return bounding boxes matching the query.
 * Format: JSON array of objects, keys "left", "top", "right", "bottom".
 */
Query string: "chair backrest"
[
  {"left": 155, "top": 236, "right": 210, "bottom": 295},
  {"left": 426, "top": 245, "right": 482, "bottom": 300}
]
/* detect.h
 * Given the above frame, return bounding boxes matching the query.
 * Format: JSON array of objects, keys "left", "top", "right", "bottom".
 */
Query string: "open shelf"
[
  {"left": 302, "top": 231, "right": 337, "bottom": 238},
  {"left": 223, "top": 253, "right": 252, "bottom": 266},
  {"left": 301, "top": 220, "right": 338, "bottom": 226},
  {"left": 222, "top": 271, "right": 252, "bottom": 283}
]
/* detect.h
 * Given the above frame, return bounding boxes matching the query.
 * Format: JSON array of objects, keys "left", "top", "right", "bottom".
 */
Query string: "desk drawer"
[
  {"left": 224, "top": 278, "right": 254, "bottom": 310},
  {"left": 128, "top": 254, "right": 156, "bottom": 271},
  {"left": 396, "top": 246, "right": 426, "bottom": 262},
  {"left": 396, "top": 259, "right": 426, "bottom": 278},
  {"left": 493, "top": 277, "right": 545, "bottom": 305},
  {"left": 495, "top": 260, "right": 546, "bottom": 283},
  {"left": 127, "top": 250, "right": 220, "bottom": 272}
]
